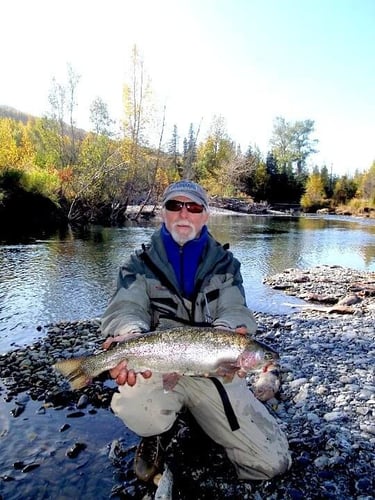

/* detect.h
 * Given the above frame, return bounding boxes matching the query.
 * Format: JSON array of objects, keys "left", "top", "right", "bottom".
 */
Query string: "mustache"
[{"left": 172, "top": 221, "right": 194, "bottom": 229}]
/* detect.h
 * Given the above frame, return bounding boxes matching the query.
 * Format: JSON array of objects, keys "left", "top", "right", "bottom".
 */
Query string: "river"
[{"left": 1, "top": 213, "right": 375, "bottom": 353}]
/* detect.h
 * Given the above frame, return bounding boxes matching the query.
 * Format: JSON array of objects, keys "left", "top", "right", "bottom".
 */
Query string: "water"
[
  {"left": 1, "top": 213, "right": 375, "bottom": 499},
  {"left": 1, "top": 214, "right": 375, "bottom": 353}
]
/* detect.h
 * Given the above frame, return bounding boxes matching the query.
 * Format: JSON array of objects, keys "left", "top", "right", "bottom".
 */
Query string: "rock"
[
  {"left": 1, "top": 266, "right": 375, "bottom": 499},
  {"left": 66, "top": 442, "right": 87, "bottom": 458}
]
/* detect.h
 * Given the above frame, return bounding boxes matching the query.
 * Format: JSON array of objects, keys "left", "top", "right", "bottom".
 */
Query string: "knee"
[
  {"left": 111, "top": 392, "right": 177, "bottom": 437},
  {"left": 229, "top": 446, "right": 292, "bottom": 481},
  {"left": 275, "top": 448, "right": 292, "bottom": 476},
  {"left": 262, "top": 448, "right": 292, "bottom": 479}
]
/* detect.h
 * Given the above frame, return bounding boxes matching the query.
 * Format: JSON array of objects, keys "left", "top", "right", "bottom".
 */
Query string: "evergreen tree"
[{"left": 167, "top": 124, "right": 180, "bottom": 173}]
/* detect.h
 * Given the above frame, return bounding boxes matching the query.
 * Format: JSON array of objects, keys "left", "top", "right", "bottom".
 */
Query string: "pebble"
[
  {"left": 66, "top": 442, "right": 87, "bottom": 458},
  {"left": 0, "top": 266, "right": 374, "bottom": 499}
]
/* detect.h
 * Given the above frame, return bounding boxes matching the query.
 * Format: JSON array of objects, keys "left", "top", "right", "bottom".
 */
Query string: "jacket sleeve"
[
  {"left": 101, "top": 255, "right": 151, "bottom": 338},
  {"left": 211, "top": 258, "right": 257, "bottom": 334}
]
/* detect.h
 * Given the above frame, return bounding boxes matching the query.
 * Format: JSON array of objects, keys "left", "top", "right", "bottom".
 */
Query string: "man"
[{"left": 101, "top": 180, "right": 291, "bottom": 483}]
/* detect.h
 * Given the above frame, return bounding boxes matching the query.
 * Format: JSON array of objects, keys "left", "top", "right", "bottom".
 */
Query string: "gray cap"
[{"left": 162, "top": 180, "right": 209, "bottom": 209}]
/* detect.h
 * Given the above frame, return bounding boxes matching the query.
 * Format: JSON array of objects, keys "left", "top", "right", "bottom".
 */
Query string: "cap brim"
[{"left": 163, "top": 191, "right": 208, "bottom": 208}]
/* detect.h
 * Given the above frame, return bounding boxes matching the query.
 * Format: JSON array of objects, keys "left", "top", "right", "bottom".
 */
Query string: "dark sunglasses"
[{"left": 164, "top": 199, "right": 205, "bottom": 214}]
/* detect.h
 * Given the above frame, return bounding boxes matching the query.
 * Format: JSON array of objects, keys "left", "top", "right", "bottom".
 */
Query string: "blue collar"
[{"left": 161, "top": 224, "right": 208, "bottom": 298}]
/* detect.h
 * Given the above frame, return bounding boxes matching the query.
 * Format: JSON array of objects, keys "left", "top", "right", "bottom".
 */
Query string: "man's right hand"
[{"left": 109, "top": 360, "right": 152, "bottom": 386}]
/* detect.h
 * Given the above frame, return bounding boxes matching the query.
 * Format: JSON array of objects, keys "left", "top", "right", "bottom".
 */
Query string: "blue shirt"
[{"left": 161, "top": 224, "right": 208, "bottom": 299}]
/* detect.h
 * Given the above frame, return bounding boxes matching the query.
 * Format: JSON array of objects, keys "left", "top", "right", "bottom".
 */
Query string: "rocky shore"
[{"left": 0, "top": 266, "right": 374, "bottom": 499}]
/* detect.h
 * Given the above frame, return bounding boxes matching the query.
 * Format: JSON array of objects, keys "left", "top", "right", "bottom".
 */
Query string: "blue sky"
[{"left": 1, "top": 0, "right": 374, "bottom": 174}]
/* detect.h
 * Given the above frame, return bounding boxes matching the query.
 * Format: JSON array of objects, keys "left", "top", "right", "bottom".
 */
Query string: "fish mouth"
[{"left": 265, "top": 350, "right": 279, "bottom": 361}]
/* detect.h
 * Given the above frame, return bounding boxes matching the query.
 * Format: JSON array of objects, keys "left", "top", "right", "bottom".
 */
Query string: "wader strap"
[{"left": 209, "top": 377, "right": 240, "bottom": 431}]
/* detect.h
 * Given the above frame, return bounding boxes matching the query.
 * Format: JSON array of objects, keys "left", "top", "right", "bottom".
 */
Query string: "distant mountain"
[
  {"left": 0, "top": 105, "right": 36, "bottom": 124},
  {"left": 0, "top": 105, "right": 87, "bottom": 137}
]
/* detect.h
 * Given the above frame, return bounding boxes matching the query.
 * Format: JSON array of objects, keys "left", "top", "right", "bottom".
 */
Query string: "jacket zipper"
[{"left": 179, "top": 245, "right": 185, "bottom": 296}]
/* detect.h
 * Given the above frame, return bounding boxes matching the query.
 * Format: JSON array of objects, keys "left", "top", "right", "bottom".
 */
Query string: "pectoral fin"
[
  {"left": 162, "top": 372, "right": 181, "bottom": 391},
  {"left": 214, "top": 361, "right": 240, "bottom": 382}
]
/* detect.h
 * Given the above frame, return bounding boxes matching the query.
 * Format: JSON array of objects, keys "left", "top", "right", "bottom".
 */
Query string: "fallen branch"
[{"left": 283, "top": 303, "right": 355, "bottom": 314}]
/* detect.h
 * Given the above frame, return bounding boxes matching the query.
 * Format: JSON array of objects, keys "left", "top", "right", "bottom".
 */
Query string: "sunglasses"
[{"left": 164, "top": 199, "right": 205, "bottom": 214}]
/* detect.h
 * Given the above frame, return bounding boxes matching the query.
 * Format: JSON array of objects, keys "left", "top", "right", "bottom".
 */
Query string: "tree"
[
  {"left": 195, "top": 116, "right": 238, "bottom": 195},
  {"left": 47, "top": 63, "right": 82, "bottom": 168},
  {"left": 66, "top": 64, "right": 81, "bottom": 163},
  {"left": 182, "top": 123, "right": 200, "bottom": 179},
  {"left": 167, "top": 124, "right": 180, "bottom": 174},
  {"left": 0, "top": 118, "right": 23, "bottom": 169},
  {"left": 300, "top": 172, "right": 327, "bottom": 211},
  {"left": 121, "top": 45, "right": 156, "bottom": 198},
  {"left": 358, "top": 161, "right": 375, "bottom": 203},
  {"left": 319, "top": 164, "right": 334, "bottom": 197},
  {"left": 292, "top": 119, "right": 318, "bottom": 175},
  {"left": 242, "top": 145, "right": 268, "bottom": 200},
  {"left": 332, "top": 176, "right": 358, "bottom": 205},
  {"left": 89, "top": 97, "right": 114, "bottom": 136},
  {"left": 270, "top": 116, "right": 318, "bottom": 175}
]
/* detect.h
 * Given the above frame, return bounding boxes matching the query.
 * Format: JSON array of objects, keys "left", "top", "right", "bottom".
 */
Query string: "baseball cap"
[{"left": 162, "top": 180, "right": 209, "bottom": 210}]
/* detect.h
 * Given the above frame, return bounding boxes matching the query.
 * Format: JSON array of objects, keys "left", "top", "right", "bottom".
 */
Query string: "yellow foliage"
[
  {"left": 348, "top": 197, "right": 375, "bottom": 211},
  {"left": 0, "top": 118, "right": 19, "bottom": 168},
  {"left": 0, "top": 118, "right": 37, "bottom": 170},
  {"left": 20, "top": 166, "right": 60, "bottom": 201}
]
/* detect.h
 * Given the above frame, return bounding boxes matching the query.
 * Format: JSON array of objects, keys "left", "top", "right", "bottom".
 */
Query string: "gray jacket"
[{"left": 101, "top": 228, "right": 257, "bottom": 337}]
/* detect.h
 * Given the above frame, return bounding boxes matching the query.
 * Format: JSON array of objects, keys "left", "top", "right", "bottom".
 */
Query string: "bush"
[{"left": 20, "top": 167, "right": 60, "bottom": 202}]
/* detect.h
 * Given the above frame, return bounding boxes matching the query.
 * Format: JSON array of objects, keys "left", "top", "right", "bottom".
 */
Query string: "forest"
[{"left": 1, "top": 46, "right": 374, "bottom": 231}]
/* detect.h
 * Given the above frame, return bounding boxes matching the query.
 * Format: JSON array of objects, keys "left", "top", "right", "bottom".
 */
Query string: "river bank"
[{"left": 1, "top": 266, "right": 374, "bottom": 499}]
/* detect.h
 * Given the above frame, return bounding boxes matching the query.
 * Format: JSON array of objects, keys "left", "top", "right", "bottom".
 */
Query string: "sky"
[{"left": 1, "top": 0, "right": 374, "bottom": 175}]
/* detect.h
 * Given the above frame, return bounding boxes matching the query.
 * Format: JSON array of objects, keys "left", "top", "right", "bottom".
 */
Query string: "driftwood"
[
  {"left": 284, "top": 303, "right": 355, "bottom": 314},
  {"left": 349, "top": 283, "right": 375, "bottom": 296}
]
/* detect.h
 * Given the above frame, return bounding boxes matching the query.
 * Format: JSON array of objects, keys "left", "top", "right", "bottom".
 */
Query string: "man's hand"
[
  {"left": 102, "top": 327, "right": 145, "bottom": 350},
  {"left": 214, "top": 324, "right": 249, "bottom": 336},
  {"left": 109, "top": 360, "right": 152, "bottom": 386},
  {"left": 235, "top": 325, "right": 248, "bottom": 336},
  {"left": 213, "top": 325, "right": 249, "bottom": 377}
]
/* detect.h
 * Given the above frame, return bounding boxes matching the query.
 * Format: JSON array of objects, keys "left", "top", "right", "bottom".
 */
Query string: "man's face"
[{"left": 162, "top": 196, "right": 209, "bottom": 245}]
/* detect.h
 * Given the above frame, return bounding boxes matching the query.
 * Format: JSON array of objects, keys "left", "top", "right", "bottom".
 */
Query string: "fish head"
[{"left": 238, "top": 338, "right": 279, "bottom": 371}]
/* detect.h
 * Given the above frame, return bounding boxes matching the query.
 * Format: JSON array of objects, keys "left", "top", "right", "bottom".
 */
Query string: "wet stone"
[
  {"left": 0, "top": 270, "right": 374, "bottom": 499},
  {"left": 66, "top": 442, "right": 87, "bottom": 458},
  {"left": 22, "top": 463, "right": 40, "bottom": 473}
]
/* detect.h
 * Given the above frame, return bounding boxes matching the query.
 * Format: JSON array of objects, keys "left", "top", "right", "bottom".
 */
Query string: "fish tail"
[{"left": 54, "top": 358, "right": 92, "bottom": 390}]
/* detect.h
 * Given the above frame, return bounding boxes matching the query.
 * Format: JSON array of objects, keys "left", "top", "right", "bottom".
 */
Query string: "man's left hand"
[{"left": 235, "top": 325, "right": 248, "bottom": 336}]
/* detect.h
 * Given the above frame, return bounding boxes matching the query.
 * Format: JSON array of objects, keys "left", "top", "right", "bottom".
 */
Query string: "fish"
[{"left": 54, "top": 327, "right": 279, "bottom": 391}]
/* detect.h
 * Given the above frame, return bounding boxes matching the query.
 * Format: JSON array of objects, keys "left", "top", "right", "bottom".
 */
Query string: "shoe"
[{"left": 134, "top": 435, "right": 164, "bottom": 482}]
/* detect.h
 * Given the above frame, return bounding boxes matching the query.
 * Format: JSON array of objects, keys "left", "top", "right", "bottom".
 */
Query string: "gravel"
[{"left": 0, "top": 265, "right": 374, "bottom": 499}]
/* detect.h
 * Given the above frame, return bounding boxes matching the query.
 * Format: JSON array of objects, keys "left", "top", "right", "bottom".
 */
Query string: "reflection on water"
[{"left": 1, "top": 215, "right": 375, "bottom": 352}]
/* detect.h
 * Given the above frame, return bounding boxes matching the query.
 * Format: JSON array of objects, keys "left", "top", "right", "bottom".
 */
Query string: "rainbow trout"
[{"left": 54, "top": 327, "right": 278, "bottom": 390}]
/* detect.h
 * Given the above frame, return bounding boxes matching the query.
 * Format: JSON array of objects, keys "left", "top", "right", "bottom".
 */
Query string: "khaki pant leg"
[
  {"left": 179, "top": 375, "right": 291, "bottom": 480},
  {"left": 111, "top": 373, "right": 185, "bottom": 437}
]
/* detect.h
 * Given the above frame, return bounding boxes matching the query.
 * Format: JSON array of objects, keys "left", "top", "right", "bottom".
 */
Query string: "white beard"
[{"left": 170, "top": 221, "right": 197, "bottom": 245}]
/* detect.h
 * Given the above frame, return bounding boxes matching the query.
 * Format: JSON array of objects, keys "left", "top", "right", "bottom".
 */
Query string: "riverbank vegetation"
[{"left": 1, "top": 47, "right": 374, "bottom": 230}]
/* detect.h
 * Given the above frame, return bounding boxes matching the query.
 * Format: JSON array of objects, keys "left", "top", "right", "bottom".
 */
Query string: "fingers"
[
  {"left": 116, "top": 369, "right": 152, "bottom": 386},
  {"left": 109, "top": 360, "right": 127, "bottom": 379},
  {"left": 109, "top": 361, "right": 152, "bottom": 386},
  {"left": 125, "top": 369, "right": 137, "bottom": 386},
  {"left": 112, "top": 367, "right": 137, "bottom": 386},
  {"left": 235, "top": 326, "right": 248, "bottom": 336},
  {"left": 103, "top": 337, "right": 115, "bottom": 350},
  {"left": 214, "top": 325, "right": 249, "bottom": 336}
]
